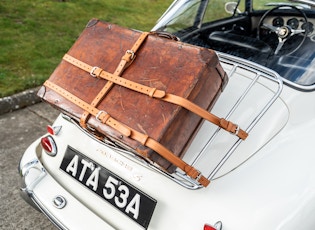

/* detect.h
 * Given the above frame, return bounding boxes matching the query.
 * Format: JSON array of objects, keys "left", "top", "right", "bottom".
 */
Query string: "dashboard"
[{"left": 262, "top": 16, "right": 315, "bottom": 41}]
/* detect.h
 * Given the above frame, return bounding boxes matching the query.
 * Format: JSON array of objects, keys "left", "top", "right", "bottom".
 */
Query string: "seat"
[{"left": 207, "top": 31, "right": 273, "bottom": 63}]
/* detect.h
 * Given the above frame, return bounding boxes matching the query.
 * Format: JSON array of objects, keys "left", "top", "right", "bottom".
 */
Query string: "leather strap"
[
  {"left": 64, "top": 53, "right": 166, "bottom": 98},
  {"left": 79, "top": 32, "right": 150, "bottom": 128},
  {"left": 163, "top": 94, "right": 248, "bottom": 140},
  {"left": 44, "top": 80, "right": 210, "bottom": 187},
  {"left": 44, "top": 80, "right": 131, "bottom": 137},
  {"left": 63, "top": 54, "right": 248, "bottom": 140}
]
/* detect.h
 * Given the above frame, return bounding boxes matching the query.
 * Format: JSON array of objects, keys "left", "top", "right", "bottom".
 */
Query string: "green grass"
[{"left": 0, "top": 0, "right": 172, "bottom": 97}]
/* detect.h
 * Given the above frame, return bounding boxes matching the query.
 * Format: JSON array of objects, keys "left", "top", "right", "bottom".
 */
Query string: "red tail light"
[
  {"left": 41, "top": 135, "right": 57, "bottom": 156},
  {"left": 204, "top": 221, "right": 222, "bottom": 230},
  {"left": 204, "top": 225, "right": 216, "bottom": 230},
  {"left": 47, "top": 125, "right": 62, "bottom": 135}
]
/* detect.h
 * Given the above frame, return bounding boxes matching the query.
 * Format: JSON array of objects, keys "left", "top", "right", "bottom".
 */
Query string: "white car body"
[{"left": 19, "top": 0, "right": 315, "bottom": 229}]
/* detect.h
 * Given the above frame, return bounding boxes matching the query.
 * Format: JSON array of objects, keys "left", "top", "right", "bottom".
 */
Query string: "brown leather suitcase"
[{"left": 38, "top": 19, "right": 247, "bottom": 187}]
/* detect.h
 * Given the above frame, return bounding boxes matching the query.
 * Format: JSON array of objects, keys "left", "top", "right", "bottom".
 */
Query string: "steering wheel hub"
[{"left": 278, "top": 26, "right": 290, "bottom": 38}]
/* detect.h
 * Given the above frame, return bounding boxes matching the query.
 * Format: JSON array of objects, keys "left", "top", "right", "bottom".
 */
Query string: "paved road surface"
[{"left": 0, "top": 102, "right": 59, "bottom": 229}]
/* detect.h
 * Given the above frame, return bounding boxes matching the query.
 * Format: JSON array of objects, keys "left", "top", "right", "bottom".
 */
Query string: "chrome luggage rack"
[
  {"left": 171, "top": 52, "right": 283, "bottom": 189},
  {"left": 66, "top": 52, "right": 283, "bottom": 190}
]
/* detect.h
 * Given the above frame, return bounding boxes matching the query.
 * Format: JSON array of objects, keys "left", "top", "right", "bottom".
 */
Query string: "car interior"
[{"left": 175, "top": 3, "right": 315, "bottom": 86}]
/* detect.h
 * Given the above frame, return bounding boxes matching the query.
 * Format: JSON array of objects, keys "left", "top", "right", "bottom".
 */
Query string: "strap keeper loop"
[
  {"left": 140, "top": 134, "right": 149, "bottom": 146},
  {"left": 148, "top": 88, "right": 157, "bottom": 97}
]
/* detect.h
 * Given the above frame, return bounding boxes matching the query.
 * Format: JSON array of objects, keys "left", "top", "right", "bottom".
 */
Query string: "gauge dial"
[
  {"left": 287, "top": 18, "right": 299, "bottom": 29},
  {"left": 273, "top": 17, "right": 284, "bottom": 27},
  {"left": 302, "top": 22, "right": 314, "bottom": 35}
]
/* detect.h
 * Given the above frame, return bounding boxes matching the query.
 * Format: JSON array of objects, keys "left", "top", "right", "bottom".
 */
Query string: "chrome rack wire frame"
[
  {"left": 63, "top": 53, "right": 283, "bottom": 190},
  {"left": 173, "top": 52, "right": 283, "bottom": 189}
]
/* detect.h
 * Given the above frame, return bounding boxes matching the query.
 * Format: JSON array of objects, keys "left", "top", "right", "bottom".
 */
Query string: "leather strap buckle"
[
  {"left": 126, "top": 50, "right": 135, "bottom": 60},
  {"left": 195, "top": 170, "right": 202, "bottom": 181},
  {"left": 90, "top": 66, "right": 99, "bottom": 78},
  {"left": 96, "top": 110, "right": 107, "bottom": 122},
  {"left": 233, "top": 125, "right": 240, "bottom": 136}
]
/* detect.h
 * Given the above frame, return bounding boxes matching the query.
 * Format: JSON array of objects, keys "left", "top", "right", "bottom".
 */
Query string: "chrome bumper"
[{"left": 18, "top": 139, "right": 115, "bottom": 230}]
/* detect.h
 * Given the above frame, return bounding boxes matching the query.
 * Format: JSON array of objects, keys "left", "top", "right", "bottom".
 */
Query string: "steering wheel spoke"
[
  {"left": 291, "top": 29, "right": 306, "bottom": 35},
  {"left": 262, "top": 23, "right": 279, "bottom": 33},
  {"left": 275, "top": 38, "right": 286, "bottom": 55}
]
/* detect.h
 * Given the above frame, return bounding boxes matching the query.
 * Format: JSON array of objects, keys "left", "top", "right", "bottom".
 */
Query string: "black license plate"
[{"left": 60, "top": 146, "right": 157, "bottom": 229}]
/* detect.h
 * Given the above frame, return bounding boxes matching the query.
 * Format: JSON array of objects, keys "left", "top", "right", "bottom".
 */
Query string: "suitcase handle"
[{"left": 150, "top": 31, "right": 180, "bottom": 41}]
